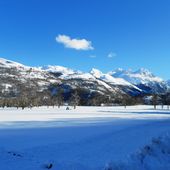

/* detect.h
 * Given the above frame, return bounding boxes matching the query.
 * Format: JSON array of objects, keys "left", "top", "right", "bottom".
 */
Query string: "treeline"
[
  {"left": 0, "top": 88, "right": 87, "bottom": 109},
  {"left": 151, "top": 93, "right": 170, "bottom": 109},
  {"left": 0, "top": 87, "right": 170, "bottom": 109}
]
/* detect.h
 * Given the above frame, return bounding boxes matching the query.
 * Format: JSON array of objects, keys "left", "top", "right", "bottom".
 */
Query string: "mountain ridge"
[{"left": 0, "top": 57, "right": 169, "bottom": 105}]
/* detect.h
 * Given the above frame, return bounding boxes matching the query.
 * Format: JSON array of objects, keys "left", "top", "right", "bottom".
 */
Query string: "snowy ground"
[{"left": 0, "top": 105, "right": 170, "bottom": 170}]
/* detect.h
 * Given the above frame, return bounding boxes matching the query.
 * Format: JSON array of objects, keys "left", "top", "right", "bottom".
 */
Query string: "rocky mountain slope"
[{"left": 0, "top": 58, "right": 169, "bottom": 104}]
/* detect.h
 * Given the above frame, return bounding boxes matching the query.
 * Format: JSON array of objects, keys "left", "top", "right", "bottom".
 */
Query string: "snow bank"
[{"left": 104, "top": 133, "right": 170, "bottom": 170}]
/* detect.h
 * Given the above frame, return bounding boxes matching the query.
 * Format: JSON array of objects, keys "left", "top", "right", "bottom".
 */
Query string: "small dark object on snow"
[
  {"left": 152, "top": 137, "right": 161, "bottom": 145},
  {"left": 66, "top": 106, "right": 70, "bottom": 110},
  {"left": 16, "top": 154, "right": 22, "bottom": 157},
  {"left": 45, "top": 163, "right": 53, "bottom": 169},
  {"left": 7, "top": 151, "right": 22, "bottom": 157}
]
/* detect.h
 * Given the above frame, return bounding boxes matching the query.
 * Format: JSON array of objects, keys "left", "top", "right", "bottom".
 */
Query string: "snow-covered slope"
[
  {"left": 0, "top": 58, "right": 57, "bottom": 81},
  {"left": 43, "top": 66, "right": 117, "bottom": 93},
  {"left": 90, "top": 68, "right": 143, "bottom": 96},
  {"left": 105, "top": 133, "right": 170, "bottom": 170},
  {"left": 167, "top": 80, "right": 170, "bottom": 86},
  {"left": 0, "top": 58, "right": 123, "bottom": 100},
  {"left": 0, "top": 57, "right": 169, "bottom": 98},
  {"left": 109, "top": 68, "right": 163, "bottom": 85},
  {"left": 91, "top": 68, "right": 140, "bottom": 88},
  {"left": 109, "top": 68, "right": 168, "bottom": 93},
  {"left": 44, "top": 65, "right": 76, "bottom": 76},
  {"left": 0, "top": 58, "right": 60, "bottom": 97},
  {"left": 44, "top": 65, "right": 98, "bottom": 81},
  {"left": 0, "top": 58, "right": 27, "bottom": 69}
]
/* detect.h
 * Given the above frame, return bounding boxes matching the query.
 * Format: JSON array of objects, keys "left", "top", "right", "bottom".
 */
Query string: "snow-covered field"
[{"left": 0, "top": 105, "right": 170, "bottom": 170}]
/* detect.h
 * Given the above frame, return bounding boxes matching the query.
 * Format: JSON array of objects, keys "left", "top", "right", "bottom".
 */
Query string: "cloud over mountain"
[{"left": 56, "top": 34, "right": 94, "bottom": 50}]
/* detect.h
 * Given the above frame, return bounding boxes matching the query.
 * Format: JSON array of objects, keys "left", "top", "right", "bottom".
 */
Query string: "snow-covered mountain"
[
  {"left": 0, "top": 58, "right": 169, "bottom": 101},
  {"left": 109, "top": 68, "right": 162, "bottom": 84},
  {"left": 91, "top": 68, "right": 140, "bottom": 88},
  {"left": 0, "top": 58, "right": 123, "bottom": 101},
  {"left": 44, "top": 66, "right": 121, "bottom": 95},
  {"left": 90, "top": 68, "right": 142, "bottom": 95},
  {"left": 167, "top": 80, "right": 170, "bottom": 86},
  {"left": 109, "top": 68, "right": 168, "bottom": 93},
  {"left": 0, "top": 58, "right": 61, "bottom": 98}
]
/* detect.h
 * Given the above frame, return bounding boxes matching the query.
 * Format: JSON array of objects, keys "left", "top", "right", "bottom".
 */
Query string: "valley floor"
[{"left": 0, "top": 105, "right": 170, "bottom": 170}]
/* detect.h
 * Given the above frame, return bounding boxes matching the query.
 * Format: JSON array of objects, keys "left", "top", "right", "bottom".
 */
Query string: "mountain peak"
[
  {"left": 0, "top": 57, "right": 168, "bottom": 96},
  {"left": 90, "top": 68, "right": 103, "bottom": 78},
  {"left": 134, "top": 68, "right": 153, "bottom": 76},
  {"left": 0, "top": 57, "right": 26, "bottom": 69},
  {"left": 43, "top": 65, "right": 76, "bottom": 75}
]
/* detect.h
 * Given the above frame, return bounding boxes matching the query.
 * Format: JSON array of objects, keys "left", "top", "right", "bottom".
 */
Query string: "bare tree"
[
  {"left": 56, "top": 88, "right": 64, "bottom": 108},
  {"left": 152, "top": 94, "right": 158, "bottom": 109},
  {"left": 69, "top": 90, "right": 80, "bottom": 109},
  {"left": 166, "top": 93, "right": 170, "bottom": 110},
  {"left": 121, "top": 94, "right": 132, "bottom": 109}
]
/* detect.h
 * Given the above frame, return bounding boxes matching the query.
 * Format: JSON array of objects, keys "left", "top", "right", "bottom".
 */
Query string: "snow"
[
  {"left": 0, "top": 58, "right": 165, "bottom": 88},
  {"left": 167, "top": 80, "right": 170, "bottom": 87},
  {"left": 1, "top": 84, "right": 12, "bottom": 92},
  {"left": 1, "top": 105, "right": 170, "bottom": 126},
  {"left": 0, "top": 58, "right": 27, "bottom": 69},
  {"left": 45, "top": 66, "right": 97, "bottom": 81},
  {"left": 0, "top": 58, "right": 62, "bottom": 90},
  {"left": 1, "top": 57, "right": 168, "bottom": 94},
  {"left": 95, "top": 79, "right": 116, "bottom": 91},
  {"left": 44, "top": 65, "right": 76, "bottom": 75},
  {"left": 90, "top": 68, "right": 141, "bottom": 90},
  {"left": 60, "top": 72, "right": 96, "bottom": 80},
  {"left": 106, "top": 133, "right": 170, "bottom": 170},
  {"left": 0, "top": 58, "right": 51, "bottom": 80},
  {"left": 0, "top": 106, "right": 170, "bottom": 169},
  {"left": 44, "top": 67, "right": 116, "bottom": 92},
  {"left": 109, "top": 68, "right": 163, "bottom": 85},
  {"left": 90, "top": 68, "right": 103, "bottom": 78}
]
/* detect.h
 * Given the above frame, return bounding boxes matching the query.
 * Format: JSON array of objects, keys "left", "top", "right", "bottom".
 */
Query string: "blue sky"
[{"left": 0, "top": 0, "right": 170, "bottom": 79}]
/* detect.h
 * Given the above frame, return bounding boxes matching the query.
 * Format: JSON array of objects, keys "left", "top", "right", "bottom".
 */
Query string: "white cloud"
[
  {"left": 56, "top": 34, "right": 94, "bottom": 50},
  {"left": 107, "top": 52, "right": 117, "bottom": 58}
]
